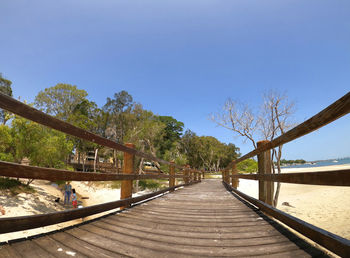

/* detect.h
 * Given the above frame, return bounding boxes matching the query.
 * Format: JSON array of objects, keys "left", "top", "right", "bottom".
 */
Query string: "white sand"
[
  {"left": 237, "top": 164, "right": 350, "bottom": 239},
  {"left": 1, "top": 164, "right": 349, "bottom": 243},
  {"left": 0, "top": 180, "right": 122, "bottom": 243}
]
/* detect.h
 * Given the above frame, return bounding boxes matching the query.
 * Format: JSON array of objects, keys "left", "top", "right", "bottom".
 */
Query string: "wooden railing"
[
  {"left": 222, "top": 92, "right": 350, "bottom": 257},
  {"left": 0, "top": 93, "right": 202, "bottom": 234}
]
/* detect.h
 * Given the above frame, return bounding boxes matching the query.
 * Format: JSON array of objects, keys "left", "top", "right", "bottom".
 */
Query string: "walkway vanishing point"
[
  {"left": 0, "top": 180, "right": 327, "bottom": 257},
  {"left": 0, "top": 92, "right": 350, "bottom": 257}
]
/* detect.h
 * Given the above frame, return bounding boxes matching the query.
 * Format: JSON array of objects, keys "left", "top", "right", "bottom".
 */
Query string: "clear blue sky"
[{"left": 1, "top": 0, "right": 349, "bottom": 161}]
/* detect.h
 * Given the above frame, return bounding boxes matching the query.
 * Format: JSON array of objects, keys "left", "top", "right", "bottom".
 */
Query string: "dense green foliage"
[
  {"left": 280, "top": 159, "right": 306, "bottom": 165},
  {"left": 0, "top": 73, "right": 13, "bottom": 125},
  {"left": 237, "top": 159, "right": 258, "bottom": 173},
  {"left": 0, "top": 177, "right": 34, "bottom": 195},
  {"left": 138, "top": 180, "right": 162, "bottom": 191},
  {"left": 0, "top": 76, "right": 240, "bottom": 173}
]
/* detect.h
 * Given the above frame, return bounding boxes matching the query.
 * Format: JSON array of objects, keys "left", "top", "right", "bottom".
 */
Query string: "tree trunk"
[
  {"left": 273, "top": 146, "right": 283, "bottom": 207},
  {"left": 82, "top": 153, "right": 86, "bottom": 172},
  {"left": 113, "top": 149, "right": 119, "bottom": 173}
]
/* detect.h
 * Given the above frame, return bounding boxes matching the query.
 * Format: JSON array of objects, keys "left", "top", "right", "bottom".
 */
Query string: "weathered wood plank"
[
  {"left": 0, "top": 183, "right": 190, "bottom": 234},
  {"left": 0, "top": 180, "right": 326, "bottom": 257},
  {"left": 224, "top": 181, "right": 350, "bottom": 257},
  {"left": 231, "top": 169, "right": 350, "bottom": 186},
  {"left": 33, "top": 235, "right": 88, "bottom": 258}
]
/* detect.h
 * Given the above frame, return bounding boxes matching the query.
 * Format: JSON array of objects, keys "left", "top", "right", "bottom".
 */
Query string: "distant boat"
[{"left": 333, "top": 160, "right": 338, "bottom": 163}]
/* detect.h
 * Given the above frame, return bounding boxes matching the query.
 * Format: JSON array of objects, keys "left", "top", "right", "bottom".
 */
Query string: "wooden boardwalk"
[{"left": 0, "top": 180, "right": 327, "bottom": 257}]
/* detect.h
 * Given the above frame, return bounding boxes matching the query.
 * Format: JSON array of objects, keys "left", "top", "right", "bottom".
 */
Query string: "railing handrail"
[
  {"left": 0, "top": 182, "right": 196, "bottom": 234},
  {"left": 230, "top": 168, "right": 350, "bottom": 186},
  {"left": 223, "top": 182, "right": 350, "bottom": 257},
  {"left": 226, "top": 91, "right": 350, "bottom": 169}
]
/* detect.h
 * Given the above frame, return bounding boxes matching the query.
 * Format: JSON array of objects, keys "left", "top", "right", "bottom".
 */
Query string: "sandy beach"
[
  {"left": 237, "top": 164, "right": 350, "bottom": 240},
  {"left": 1, "top": 164, "right": 349, "bottom": 244}
]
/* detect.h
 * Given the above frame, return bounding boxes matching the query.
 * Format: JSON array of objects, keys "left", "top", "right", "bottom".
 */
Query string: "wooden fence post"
[
  {"left": 169, "top": 161, "right": 175, "bottom": 192},
  {"left": 232, "top": 163, "right": 239, "bottom": 188},
  {"left": 257, "top": 140, "right": 273, "bottom": 205},
  {"left": 222, "top": 169, "right": 228, "bottom": 184},
  {"left": 184, "top": 165, "right": 190, "bottom": 184},
  {"left": 120, "top": 143, "right": 135, "bottom": 210}
]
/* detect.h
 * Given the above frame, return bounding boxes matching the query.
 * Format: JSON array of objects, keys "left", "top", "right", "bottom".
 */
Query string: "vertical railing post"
[
  {"left": 231, "top": 163, "right": 239, "bottom": 188},
  {"left": 190, "top": 169, "right": 194, "bottom": 183},
  {"left": 257, "top": 140, "right": 273, "bottom": 205},
  {"left": 120, "top": 143, "right": 135, "bottom": 210},
  {"left": 184, "top": 165, "right": 190, "bottom": 184},
  {"left": 222, "top": 169, "right": 228, "bottom": 184},
  {"left": 169, "top": 161, "right": 175, "bottom": 192}
]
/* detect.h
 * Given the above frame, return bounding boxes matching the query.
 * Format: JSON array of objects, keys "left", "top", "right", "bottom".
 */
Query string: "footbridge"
[{"left": 0, "top": 92, "right": 350, "bottom": 257}]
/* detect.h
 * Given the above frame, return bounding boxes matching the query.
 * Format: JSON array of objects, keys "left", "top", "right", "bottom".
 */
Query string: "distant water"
[{"left": 282, "top": 157, "right": 350, "bottom": 169}]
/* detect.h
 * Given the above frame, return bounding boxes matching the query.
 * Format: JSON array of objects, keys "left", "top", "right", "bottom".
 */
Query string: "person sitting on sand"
[
  {"left": 72, "top": 189, "right": 78, "bottom": 209},
  {"left": 64, "top": 181, "right": 72, "bottom": 206}
]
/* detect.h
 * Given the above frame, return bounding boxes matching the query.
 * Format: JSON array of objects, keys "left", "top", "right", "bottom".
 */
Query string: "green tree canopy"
[
  {"left": 11, "top": 116, "right": 73, "bottom": 168},
  {"left": 35, "top": 83, "right": 88, "bottom": 121},
  {"left": 0, "top": 73, "right": 13, "bottom": 125}
]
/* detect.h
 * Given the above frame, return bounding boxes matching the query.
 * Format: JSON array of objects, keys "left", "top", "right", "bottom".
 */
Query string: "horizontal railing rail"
[
  {"left": 0, "top": 93, "right": 203, "bottom": 234},
  {"left": 230, "top": 169, "right": 350, "bottom": 186},
  {"left": 0, "top": 182, "right": 197, "bottom": 234},
  {"left": 226, "top": 92, "right": 350, "bottom": 169},
  {"left": 222, "top": 92, "right": 350, "bottom": 257},
  {"left": 223, "top": 182, "right": 350, "bottom": 258}
]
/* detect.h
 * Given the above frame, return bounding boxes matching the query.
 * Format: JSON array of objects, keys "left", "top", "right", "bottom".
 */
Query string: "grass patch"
[
  {"left": 138, "top": 180, "right": 162, "bottom": 191},
  {"left": 0, "top": 177, "right": 35, "bottom": 195},
  {"left": 110, "top": 181, "right": 122, "bottom": 189}
]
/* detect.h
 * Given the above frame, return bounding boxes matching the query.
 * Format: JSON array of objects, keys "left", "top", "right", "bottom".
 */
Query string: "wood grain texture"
[
  {"left": 224, "top": 181, "right": 350, "bottom": 257},
  {"left": 1, "top": 180, "right": 326, "bottom": 257},
  {"left": 0, "top": 183, "right": 192, "bottom": 234},
  {"left": 231, "top": 169, "right": 350, "bottom": 186}
]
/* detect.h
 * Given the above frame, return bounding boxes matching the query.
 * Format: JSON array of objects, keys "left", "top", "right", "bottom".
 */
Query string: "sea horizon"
[{"left": 282, "top": 157, "right": 350, "bottom": 169}]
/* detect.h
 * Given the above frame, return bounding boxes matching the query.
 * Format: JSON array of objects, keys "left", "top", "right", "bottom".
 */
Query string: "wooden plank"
[
  {"left": 223, "top": 181, "right": 350, "bottom": 257},
  {"left": 8, "top": 240, "right": 55, "bottom": 258},
  {"left": 0, "top": 180, "right": 325, "bottom": 257},
  {"left": 92, "top": 219, "right": 300, "bottom": 247},
  {"left": 227, "top": 92, "right": 350, "bottom": 168},
  {"left": 0, "top": 160, "right": 184, "bottom": 181},
  {"left": 169, "top": 161, "right": 175, "bottom": 191},
  {"left": 231, "top": 169, "right": 350, "bottom": 186},
  {"left": 0, "top": 244, "right": 22, "bottom": 258},
  {"left": 79, "top": 220, "right": 312, "bottom": 257},
  {"left": 49, "top": 231, "right": 122, "bottom": 258},
  {"left": 120, "top": 143, "right": 134, "bottom": 209},
  {"left": 99, "top": 216, "right": 284, "bottom": 239},
  {"left": 33, "top": 235, "right": 87, "bottom": 258},
  {"left": 0, "top": 183, "right": 190, "bottom": 234}
]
